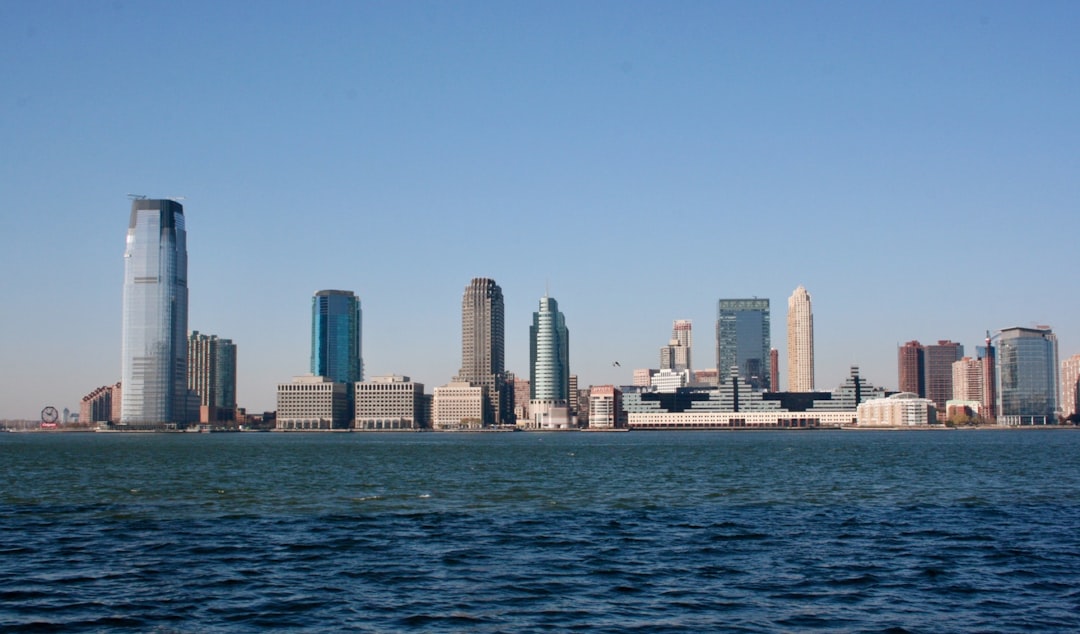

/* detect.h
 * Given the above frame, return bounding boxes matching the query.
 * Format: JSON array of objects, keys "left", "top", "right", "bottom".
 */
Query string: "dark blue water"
[{"left": 2, "top": 430, "right": 1079, "bottom": 632}]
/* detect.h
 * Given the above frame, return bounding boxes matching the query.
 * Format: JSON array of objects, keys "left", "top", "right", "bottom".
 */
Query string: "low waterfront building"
[
  {"left": 354, "top": 375, "right": 426, "bottom": 430},
  {"left": 588, "top": 385, "right": 623, "bottom": 429},
  {"left": 276, "top": 375, "right": 349, "bottom": 430},
  {"left": 856, "top": 393, "right": 937, "bottom": 427},
  {"left": 432, "top": 382, "right": 484, "bottom": 430}
]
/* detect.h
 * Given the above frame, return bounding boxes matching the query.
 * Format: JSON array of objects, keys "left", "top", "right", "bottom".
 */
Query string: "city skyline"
[{"left": 3, "top": 3, "right": 1079, "bottom": 419}]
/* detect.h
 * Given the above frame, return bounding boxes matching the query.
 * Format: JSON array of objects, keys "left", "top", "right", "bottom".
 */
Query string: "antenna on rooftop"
[{"left": 126, "top": 193, "right": 147, "bottom": 200}]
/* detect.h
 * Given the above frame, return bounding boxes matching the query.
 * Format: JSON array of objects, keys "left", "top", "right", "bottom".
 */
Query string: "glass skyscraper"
[
  {"left": 311, "top": 290, "right": 363, "bottom": 384},
  {"left": 120, "top": 198, "right": 189, "bottom": 424},
  {"left": 716, "top": 299, "right": 771, "bottom": 391},
  {"left": 997, "top": 326, "right": 1058, "bottom": 425},
  {"left": 530, "top": 295, "right": 569, "bottom": 401}
]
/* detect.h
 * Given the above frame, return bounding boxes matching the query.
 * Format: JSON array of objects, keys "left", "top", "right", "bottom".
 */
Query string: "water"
[{"left": 2, "top": 430, "right": 1079, "bottom": 632}]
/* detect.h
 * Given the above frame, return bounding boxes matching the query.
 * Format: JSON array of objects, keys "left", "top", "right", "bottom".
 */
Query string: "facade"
[
  {"left": 924, "top": 340, "right": 963, "bottom": 412},
  {"left": 693, "top": 369, "right": 719, "bottom": 387},
  {"left": 651, "top": 369, "right": 691, "bottom": 393},
  {"left": 952, "top": 357, "right": 984, "bottom": 403},
  {"left": 769, "top": 349, "right": 779, "bottom": 392},
  {"left": 120, "top": 198, "right": 190, "bottom": 425},
  {"left": 996, "top": 326, "right": 1059, "bottom": 425},
  {"left": 716, "top": 299, "right": 771, "bottom": 391},
  {"left": 661, "top": 320, "right": 693, "bottom": 372},
  {"left": 897, "top": 341, "right": 925, "bottom": 396},
  {"left": 857, "top": 393, "right": 938, "bottom": 427},
  {"left": 512, "top": 377, "right": 531, "bottom": 422},
  {"left": 276, "top": 375, "right": 349, "bottom": 430},
  {"left": 529, "top": 295, "right": 570, "bottom": 426},
  {"left": 433, "top": 382, "right": 484, "bottom": 430},
  {"left": 311, "top": 290, "right": 363, "bottom": 384},
  {"left": 588, "top": 385, "right": 623, "bottom": 429},
  {"left": 786, "top": 286, "right": 814, "bottom": 391},
  {"left": 1061, "top": 353, "right": 1080, "bottom": 421},
  {"left": 80, "top": 382, "right": 122, "bottom": 424},
  {"left": 454, "top": 278, "right": 508, "bottom": 425},
  {"left": 187, "top": 331, "right": 237, "bottom": 422},
  {"left": 354, "top": 375, "right": 426, "bottom": 430},
  {"left": 633, "top": 369, "right": 658, "bottom": 387}
]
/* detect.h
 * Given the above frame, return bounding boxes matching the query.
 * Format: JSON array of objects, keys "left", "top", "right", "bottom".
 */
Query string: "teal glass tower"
[
  {"left": 120, "top": 198, "right": 189, "bottom": 424},
  {"left": 311, "top": 290, "right": 363, "bottom": 384},
  {"left": 716, "top": 298, "right": 771, "bottom": 391},
  {"left": 530, "top": 295, "right": 570, "bottom": 401}
]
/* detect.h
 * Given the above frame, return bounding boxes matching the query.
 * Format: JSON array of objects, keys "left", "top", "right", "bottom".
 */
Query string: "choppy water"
[{"left": 2, "top": 430, "right": 1079, "bottom": 632}]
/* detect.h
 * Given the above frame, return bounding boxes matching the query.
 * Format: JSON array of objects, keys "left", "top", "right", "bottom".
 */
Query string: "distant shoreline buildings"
[{"left": 64, "top": 199, "right": 1080, "bottom": 431}]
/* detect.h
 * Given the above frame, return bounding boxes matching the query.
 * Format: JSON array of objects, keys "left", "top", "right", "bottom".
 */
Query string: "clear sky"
[{"left": 2, "top": 1, "right": 1078, "bottom": 419}]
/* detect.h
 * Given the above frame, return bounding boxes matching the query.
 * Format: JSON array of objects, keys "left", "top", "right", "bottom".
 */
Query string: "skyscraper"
[
  {"left": 530, "top": 295, "right": 570, "bottom": 401},
  {"left": 311, "top": 290, "right": 363, "bottom": 384},
  {"left": 120, "top": 198, "right": 189, "bottom": 424},
  {"left": 996, "top": 326, "right": 1058, "bottom": 425},
  {"left": 188, "top": 331, "right": 237, "bottom": 422},
  {"left": 716, "top": 299, "right": 770, "bottom": 391},
  {"left": 897, "top": 341, "right": 925, "bottom": 396},
  {"left": 786, "top": 286, "right": 814, "bottom": 392},
  {"left": 952, "top": 357, "right": 984, "bottom": 403},
  {"left": 924, "top": 340, "right": 963, "bottom": 411},
  {"left": 454, "top": 278, "right": 508, "bottom": 425},
  {"left": 1061, "top": 353, "right": 1080, "bottom": 421},
  {"left": 660, "top": 320, "right": 692, "bottom": 372}
]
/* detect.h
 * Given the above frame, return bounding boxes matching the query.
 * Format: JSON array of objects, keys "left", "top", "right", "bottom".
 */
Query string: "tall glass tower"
[
  {"left": 311, "top": 290, "right": 363, "bottom": 384},
  {"left": 716, "top": 298, "right": 771, "bottom": 391},
  {"left": 997, "top": 326, "right": 1058, "bottom": 425},
  {"left": 120, "top": 198, "right": 189, "bottom": 424},
  {"left": 530, "top": 295, "right": 570, "bottom": 401}
]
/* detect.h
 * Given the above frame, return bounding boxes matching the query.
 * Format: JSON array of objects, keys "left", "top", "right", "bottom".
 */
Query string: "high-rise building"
[
  {"left": 952, "top": 357, "right": 984, "bottom": 403},
  {"left": 661, "top": 320, "right": 692, "bottom": 372},
  {"left": 311, "top": 290, "right": 363, "bottom": 384},
  {"left": 924, "top": 340, "right": 963, "bottom": 411},
  {"left": 769, "top": 349, "right": 779, "bottom": 392},
  {"left": 80, "top": 382, "right": 122, "bottom": 425},
  {"left": 897, "top": 341, "right": 925, "bottom": 396},
  {"left": 188, "top": 331, "right": 237, "bottom": 422},
  {"left": 454, "top": 278, "right": 508, "bottom": 425},
  {"left": 996, "top": 326, "right": 1059, "bottom": 425},
  {"left": 716, "top": 299, "right": 770, "bottom": 391},
  {"left": 529, "top": 294, "right": 571, "bottom": 428},
  {"left": 1061, "top": 353, "right": 1080, "bottom": 421},
  {"left": 120, "top": 198, "right": 190, "bottom": 425},
  {"left": 786, "top": 286, "right": 814, "bottom": 392}
]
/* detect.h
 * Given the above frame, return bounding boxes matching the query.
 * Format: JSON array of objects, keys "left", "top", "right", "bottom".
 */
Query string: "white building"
[
  {"left": 629, "top": 410, "right": 855, "bottom": 429},
  {"left": 588, "top": 385, "right": 622, "bottom": 429},
  {"left": 276, "top": 374, "right": 350, "bottom": 430},
  {"left": 433, "top": 382, "right": 484, "bottom": 430},
  {"left": 856, "top": 393, "right": 937, "bottom": 427},
  {"left": 355, "top": 375, "right": 426, "bottom": 430},
  {"left": 786, "top": 286, "right": 815, "bottom": 391},
  {"left": 952, "top": 357, "right": 984, "bottom": 402},
  {"left": 651, "top": 368, "right": 690, "bottom": 393}
]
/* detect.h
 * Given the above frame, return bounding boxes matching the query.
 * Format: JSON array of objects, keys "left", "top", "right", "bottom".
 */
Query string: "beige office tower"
[
  {"left": 453, "top": 278, "right": 508, "bottom": 425},
  {"left": 786, "top": 285, "right": 815, "bottom": 392}
]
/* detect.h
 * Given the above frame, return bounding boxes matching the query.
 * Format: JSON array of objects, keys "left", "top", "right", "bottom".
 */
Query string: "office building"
[
  {"left": 786, "top": 286, "right": 815, "bottom": 391},
  {"left": 716, "top": 299, "right": 770, "bottom": 391},
  {"left": 120, "top": 198, "right": 190, "bottom": 425},
  {"left": 433, "top": 382, "right": 484, "bottom": 430},
  {"left": 661, "top": 320, "right": 693, "bottom": 372},
  {"left": 529, "top": 294, "right": 570, "bottom": 427},
  {"left": 311, "top": 290, "right": 363, "bottom": 384},
  {"left": 276, "top": 375, "right": 350, "bottom": 430},
  {"left": 354, "top": 375, "right": 426, "bottom": 430},
  {"left": 453, "top": 278, "right": 508, "bottom": 425},
  {"left": 588, "top": 385, "right": 623, "bottom": 429},
  {"left": 924, "top": 340, "right": 963, "bottom": 412},
  {"left": 188, "top": 331, "right": 237, "bottom": 422},
  {"left": 996, "top": 326, "right": 1059, "bottom": 425},
  {"left": 1061, "top": 353, "right": 1080, "bottom": 421},
  {"left": 897, "top": 341, "right": 925, "bottom": 396}
]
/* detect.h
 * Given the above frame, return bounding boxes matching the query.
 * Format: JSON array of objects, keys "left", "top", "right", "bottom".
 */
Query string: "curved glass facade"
[
  {"left": 997, "top": 327, "right": 1058, "bottom": 424},
  {"left": 530, "top": 295, "right": 569, "bottom": 400},
  {"left": 120, "top": 199, "right": 188, "bottom": 424}
]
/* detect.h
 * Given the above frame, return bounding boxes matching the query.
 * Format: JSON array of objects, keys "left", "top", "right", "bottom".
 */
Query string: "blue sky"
[{"left": 2, "top": 1, "right": 1078, "bottom": 419}]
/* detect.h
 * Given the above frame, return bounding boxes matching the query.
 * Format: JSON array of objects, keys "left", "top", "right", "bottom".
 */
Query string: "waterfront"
[{"left": 2, "top": 430, "right": 1079, "bottom": 632}]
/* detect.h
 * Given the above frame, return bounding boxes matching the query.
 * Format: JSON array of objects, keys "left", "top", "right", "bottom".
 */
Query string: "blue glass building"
[
  {"left": 311, "top": 290, "right": 363, "bottom": 384},
  {"left": 120, "top": 199, "right": 189, "bottom": 424},
  {"left": 997, "top": 326, "right": 1058, "bottom": 425},
  {"left": 716, "top": 299, "right": 771, "bottom": 391}
]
